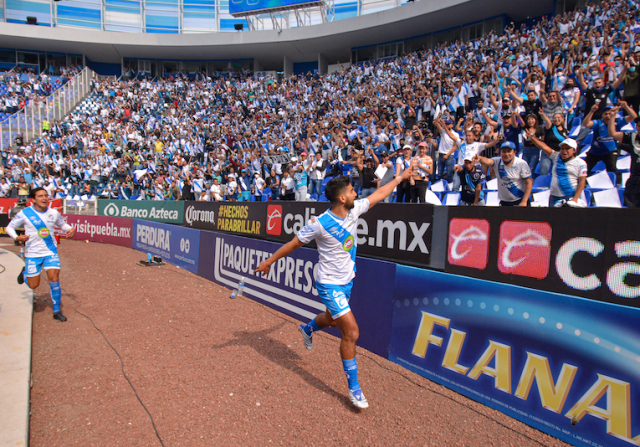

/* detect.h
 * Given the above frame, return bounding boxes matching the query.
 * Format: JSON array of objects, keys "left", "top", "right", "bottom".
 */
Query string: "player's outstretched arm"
[
  {"left": 255, "top": 236, "right": 305, "bottom": 276},
  {"left": 366, "top": 164, "right": 414, "bottom": 208}
]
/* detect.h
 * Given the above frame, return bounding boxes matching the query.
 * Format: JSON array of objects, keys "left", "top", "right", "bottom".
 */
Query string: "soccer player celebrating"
[
  {"left": 255, "top": 165, "right": 415, "bottom": 409},
  {"left": 7, "top": 187, "right": 76, "bottom": 322}
]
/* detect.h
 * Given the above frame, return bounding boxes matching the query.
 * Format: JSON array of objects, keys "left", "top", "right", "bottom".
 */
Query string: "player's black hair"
[
  {"left": 325, "top": 175, "right": 351, "bottom": 204},
  {"left": 30, "top": 187, "right": 47, "bottom": 199}
]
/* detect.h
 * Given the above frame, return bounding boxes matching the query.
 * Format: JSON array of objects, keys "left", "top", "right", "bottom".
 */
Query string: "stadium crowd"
[
  {"left": 0, "top": 0, "right": 639, "bottom": 207},
  {"left": 0, "top": 65, "right": 81, "bottom": 115}
]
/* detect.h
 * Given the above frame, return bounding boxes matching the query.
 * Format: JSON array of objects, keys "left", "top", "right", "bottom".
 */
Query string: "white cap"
[{"left": 560, "top": 138, "right": 577, "bottom": 150}]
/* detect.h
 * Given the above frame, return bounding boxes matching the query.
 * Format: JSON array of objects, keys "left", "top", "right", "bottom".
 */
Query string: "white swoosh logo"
[
  {"left": 267, "top": 209, "right": 281, "bottom": 231},
  {"left": 501, "top": 229, "right": 550, "bottom": 268},
  {"left": 450, "top": 225, "right": 488, "bottom": 261}
]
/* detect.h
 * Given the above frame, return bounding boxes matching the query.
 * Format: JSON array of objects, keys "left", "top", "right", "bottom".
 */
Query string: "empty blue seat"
[{"left": 532, "top": 174, "right": 551, "bottom": 192}]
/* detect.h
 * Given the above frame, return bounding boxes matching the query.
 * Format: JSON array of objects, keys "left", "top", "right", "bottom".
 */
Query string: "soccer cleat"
[
  {"left": 17, "top": 267, "right": 25, "bottom": 285},
  {"left": 53, "top": 312, "right": 67, "bottom": 322},
  {"left": 298, "top": 324, "right": 313, "bottom": 350},
  {"left": 348, "top": 388, "right": 369, "bottom": 409}
]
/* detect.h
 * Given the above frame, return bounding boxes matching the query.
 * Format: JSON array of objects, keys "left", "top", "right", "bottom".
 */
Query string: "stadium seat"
[
  {"left": 443, "top": 192, "right": 460, "bottom": 206},
  {"left": 593, "top": 188, "right": 622, "bottom": 208},
  {"left": 589, "top": 160, "right": 606, "bottom": 174},
  {"left": 619, "top": 187, "right": 627, "bottom": 208},
  {"left": 485, "top": 191, "right": 500, "bottom": 206},
  {"left": 587, "top": 171, "right": 616, "bottom": 190},
  {"left": 532, "top": 175, "right": 551, "bottom": 192},
  {"left": 430, "top": 180, "right": 448, "bottom": 192},
  {"left": 485, "top": 178, "right": 498, "bottom": 191},
  {"left": 424, "top": 190, "right": 441, "bottom": 205},
  {"left": 617, "top": 156, "right": 631, "bottom": 172}
]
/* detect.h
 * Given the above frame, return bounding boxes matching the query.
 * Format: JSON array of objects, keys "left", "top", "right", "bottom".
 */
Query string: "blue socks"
[
  {"left": 342, "top": 357, "right": 360, "bottom": 391},
  {"left": 303, "top": 318, "right": 322, "bottom": 336},
  {"left": 50, "top": 281, "right": 61, "bottom": 313}
]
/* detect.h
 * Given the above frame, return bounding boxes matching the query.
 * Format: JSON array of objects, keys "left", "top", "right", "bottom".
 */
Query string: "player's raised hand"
[{"left": 254, "top": 259, "right": 272, "bottom": 276}]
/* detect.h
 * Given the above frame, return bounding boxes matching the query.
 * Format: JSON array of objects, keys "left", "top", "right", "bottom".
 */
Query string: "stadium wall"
[{"left": 50, "top": 204, "right": 640, "bottom": 447}]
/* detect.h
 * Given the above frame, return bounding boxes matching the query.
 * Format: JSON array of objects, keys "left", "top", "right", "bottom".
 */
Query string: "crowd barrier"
[
  {"left": 57, "top": 206, "right": 640, "bottom": 447},
  {"left": 1, "top": 200, "right": 638, "bottom": 446},
  {"left": 183, "top": 201, "right": 438, "bottom": 268}
]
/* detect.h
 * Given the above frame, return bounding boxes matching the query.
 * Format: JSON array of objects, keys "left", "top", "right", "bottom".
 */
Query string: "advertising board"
[
  {"left": 445, "top": 207, "right": 640, "bottom": 308},
  {"left": 0, "top": 198, "right": 17, "bottom": 215},
  {"left": 98, "top": 200, "right": 184, "bottom": 224},
  {"left": 389, "top": 266, "right": 640, "bottom": 447},
  {"left": 198, "top": 231, "right": 397, "bottom": 358},
  {"left": 264, "top": 202, "right": 434, "bottom": 266},
  {"left": 132, "top": 219, "right": 200, "bottom": 273},
  {"left": 0, "top": 214, "right": 8, "bottom": 237},
  {"left": 230, "top": 0, "right": 321, "bottom": 16},
  {"left": 62, "top": 214, "right": 133, "bottom": 248},
  {"left": 184, "top": 202, "right": 266, "bottom": 238}
]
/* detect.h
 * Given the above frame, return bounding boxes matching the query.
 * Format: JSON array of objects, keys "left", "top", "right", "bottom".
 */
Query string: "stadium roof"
[{"left": 0, "top": 0, "right": 553, "bottom": 68}]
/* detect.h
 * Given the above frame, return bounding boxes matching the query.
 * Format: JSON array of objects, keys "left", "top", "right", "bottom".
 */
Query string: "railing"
[
  {"left": 0, "top": 67, "right": 96, "bottom": 151},
  {"left": 64, "top": 197, "right": 98, "bottom": 216}
]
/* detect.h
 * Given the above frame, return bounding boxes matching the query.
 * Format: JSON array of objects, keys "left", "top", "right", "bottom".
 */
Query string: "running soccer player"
[
  {"left": 7, "top": 187, "right": 75, "bottom": 322},
  {"left": 255, "top": 165, "right": 415, "bottom": 409}
]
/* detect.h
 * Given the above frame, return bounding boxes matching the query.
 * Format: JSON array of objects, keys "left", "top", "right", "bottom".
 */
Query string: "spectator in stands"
[
  {"left": 454, "top": 155, "right": 485, "bottom": 206},
  {"left": 607, "top": 110, "right": 640, "bottom": 208},
  {"left": 476, "top": 141, "right": 533, "bottom": 207},
  {"left": 308, "top": 152, "right": 327, "bottom": 199},
  {"left": 582, "top": 103, "right": 637, "bottom": 173},
  {"left": 521, "top": 114, "right": 545, "bottom": 174},
  {"left": 578, "top": 69, "right": 625, "bottom": 120},
  {"left": 17, "top": 176, "right": 30, "bottom": 200},
  {"left": 294, "top": 164, "right": 308, "bottom": 201},
  {"left": 226, "top": 175, "right": 238, "bottom": 202},
  {"left": 527, "top": 133, "right": 588, "bottom": 207},
  {"left": 360, "top": 152, "right": 379, "bottom": 199},
  {"left": 410, "top": 142, "right": 433, "bottom": 203},
  {"left": 395, "top": 145, "right": 413, "bottom": 203},
  {"left": 238, "top": 170, "right": 251, "bottom": 202},
  {"left": 278, "top": 170, "right": 294, "bottom": 201},
  {"left": 434, "top": 118, "right": 459, "bottom": 181}
]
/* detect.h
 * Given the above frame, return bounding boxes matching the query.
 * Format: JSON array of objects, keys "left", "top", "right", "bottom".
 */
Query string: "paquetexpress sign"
[
  {"left": 264, "top": 202, "right": 434, "bottom": 266},
  {"left": 98, "top": 200, "right": 184, "bottom": 224},
  {"left": 445, "top": 207, "right": 640, "bottom": 308},
  {"left": 197, "top": 230, "right": 397, "bottom": 358}
]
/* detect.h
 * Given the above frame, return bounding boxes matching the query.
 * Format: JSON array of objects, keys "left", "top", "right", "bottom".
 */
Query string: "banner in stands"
[
  {"left": 0, "top": 214, "right": 8, "bottom": 237},
  {"left": 184, "top": 202, "right": 266, "bottom": 237},
  {"left": 264, "top": 202, "right": 434, "bottom": 265},
  {"left": 0, "top": 198, "right": 17, "bottom": 215},
  {"left": 98, "top": 200, "right": 184, "bottom": 224},
  {"left": 132, "top": 219, "right": 200, "bottom": 273},
  {"left": 445, "top": 207, "right": 640, "bottom": 308},
  {"left": 197, "top": 231, "right": 397, "bottom": 358},
  {"left": 62, "top": 214, "right": 133, "bottom": 248},
  {"left": 389, "top": 266, "right": 640, "bottom": 447},
  {"left": 0, "top": 198, "right": 62, "bottom": 215}
]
